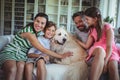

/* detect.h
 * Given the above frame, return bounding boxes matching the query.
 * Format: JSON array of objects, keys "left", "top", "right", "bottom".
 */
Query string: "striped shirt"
[{"left": 0, "top": 26, "right": 43, "bottom": 67}]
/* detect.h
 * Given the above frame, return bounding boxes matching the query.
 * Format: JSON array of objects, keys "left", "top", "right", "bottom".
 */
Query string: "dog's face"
[{"left": 53, "top": 28, "right": 69, "bottom": 45}]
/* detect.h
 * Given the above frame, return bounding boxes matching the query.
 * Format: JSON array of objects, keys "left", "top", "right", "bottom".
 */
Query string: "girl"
[
  {"left": 77, "top": 7, "right": 119, "bottom": 80},
  {"left": 25, "top": 21, "right": 57, "bottom": 80},
  {"left": 0, "top": 13, "right": 72, "bottom": 80}
]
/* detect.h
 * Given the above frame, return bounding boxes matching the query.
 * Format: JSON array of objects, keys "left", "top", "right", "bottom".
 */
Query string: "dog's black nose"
[{"left": 63, "top": 38, "right": 66, "bottom": 43}]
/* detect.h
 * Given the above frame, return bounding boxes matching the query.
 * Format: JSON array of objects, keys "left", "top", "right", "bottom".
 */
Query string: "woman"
[{"left": 0, "top": 13, "right": 72, "bottom": 80}]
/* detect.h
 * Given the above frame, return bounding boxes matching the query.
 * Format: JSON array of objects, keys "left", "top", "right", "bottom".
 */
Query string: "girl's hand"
[
  {"left": 103, "top": 58, "right": 108, "bottom": 73},
  {"left": 61, "top": 52, "right": 73, "bottom": 59},
  {"left": 103, "top": 63, "right": 107, "bottom": 73}
]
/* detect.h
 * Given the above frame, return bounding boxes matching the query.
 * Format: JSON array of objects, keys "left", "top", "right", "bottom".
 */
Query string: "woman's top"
[{"left": 0, "top": 25, "right": 43, "bottom": 67}]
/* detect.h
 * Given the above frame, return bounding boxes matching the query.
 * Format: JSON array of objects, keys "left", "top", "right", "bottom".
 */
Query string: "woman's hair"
[
  {"left": 84, "top": 7, "right": 103, "bottom": 41},
  {"left": 44, "top": 21, "right": 57, "bottom": 33},
  {"left": 72, "top": 11, "right": 85, "bottom": 21},
  {"left": 34, "top": 13, "right": 49, "bottom": 24},
  {"left": 26, "top": 13, "right": 49, "bottom": 34}
]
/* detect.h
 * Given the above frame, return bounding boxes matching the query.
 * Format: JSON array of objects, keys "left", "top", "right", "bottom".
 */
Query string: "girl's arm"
[
  {"left": 76, "top": 35, "right": 94, "bottom": 49},
  {"left": 105, "top": 28, "right": 113, "bottom": 62},
  {"left": 20, "top": 32, "right": 72, "bottom": 59},
  {"left": 103, "top": 27, "right": 113, "bottom": 73}
]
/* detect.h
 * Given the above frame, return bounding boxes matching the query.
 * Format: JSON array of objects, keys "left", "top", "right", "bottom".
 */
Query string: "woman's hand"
[
  {"left": 44, "top": 55, "right": 49, "bottom": 61},
  {"left": 61, "top": 52, "right": 73, "bottom": 59}
]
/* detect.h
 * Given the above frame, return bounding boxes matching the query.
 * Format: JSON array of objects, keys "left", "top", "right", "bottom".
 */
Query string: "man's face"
[{"left": 74, "top": 16, "right": 88, "bottom": 31}]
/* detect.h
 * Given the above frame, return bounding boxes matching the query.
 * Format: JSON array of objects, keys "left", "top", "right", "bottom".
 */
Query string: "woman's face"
[
  {"left": 34, "top": 17, "right": 47, "bottom": 32},
  {"left": 85, "top": 16, "right": 96, "bottom": 27},
  {"left": 44, "top": 26, "right": 56, "bottom": 39}
]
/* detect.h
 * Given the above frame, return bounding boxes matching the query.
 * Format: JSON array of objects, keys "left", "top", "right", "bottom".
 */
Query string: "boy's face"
[
  {"left": 44, "top": 26, "right": 56, "bottom": 39},
  {"left": 74, "top": 16, "right": 88, "bottom": 31}
]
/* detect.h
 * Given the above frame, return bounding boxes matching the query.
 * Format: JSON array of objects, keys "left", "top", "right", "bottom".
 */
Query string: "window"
[
  {"left": 116, "top": 0, "right": 120, "bottom": 28},
  {"left": 99, "top": 0, "right": 119, "bottom": 28}
]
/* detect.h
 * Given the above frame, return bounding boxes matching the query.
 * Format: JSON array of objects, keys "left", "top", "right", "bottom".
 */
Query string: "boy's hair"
[
  {"left": 43, "top": 21, "right": 57, "bottom": 32},
  {"left": 72, "top": 11, "right": 85, "bottom": 21},
  {"left": 85, "top": 7, "right": 103, "bottom": 41}
]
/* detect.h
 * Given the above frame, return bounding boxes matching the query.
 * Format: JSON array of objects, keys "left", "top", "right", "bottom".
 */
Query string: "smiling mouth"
[
  {"left": 54, "top": 39, "right": 66, "bottom": 45},
  {"left": 57, "top": 41, "right": 65, "bottom": 45}
]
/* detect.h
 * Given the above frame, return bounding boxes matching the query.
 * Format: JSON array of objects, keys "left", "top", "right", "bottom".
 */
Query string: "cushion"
[
  {"left": 0, "top": 36, "right": 8, "bottom": 51},
  {"left": 0, "top": 35, "right": 14, "bottom": 51},
  {"left": 33, "top": 64, "right": 69, "bottom": 80}
]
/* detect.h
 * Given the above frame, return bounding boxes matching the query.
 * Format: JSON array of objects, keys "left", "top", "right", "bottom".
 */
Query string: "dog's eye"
[{"left": 58, "top": 33, "right": 61, "bottom": 36}]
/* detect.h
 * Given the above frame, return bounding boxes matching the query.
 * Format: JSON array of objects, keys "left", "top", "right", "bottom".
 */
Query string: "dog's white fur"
[{"left": 50, "top": 28, "right": 88, "bottom": 80}]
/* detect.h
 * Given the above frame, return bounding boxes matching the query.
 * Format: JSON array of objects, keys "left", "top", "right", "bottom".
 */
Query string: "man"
[
  {"left": 72, "top": 11, "right": 89, "bottom": 44},
  {"left": 72, "top": 11, "right": 95, "bottom": 67}
]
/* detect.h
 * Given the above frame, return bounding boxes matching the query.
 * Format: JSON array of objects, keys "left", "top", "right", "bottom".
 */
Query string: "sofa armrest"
[
  {"left": 0, "top": 36, "right": 8, "bottom": 51},
  {"left": 0, "top": 35, "right": 14, "bottom": 51}
]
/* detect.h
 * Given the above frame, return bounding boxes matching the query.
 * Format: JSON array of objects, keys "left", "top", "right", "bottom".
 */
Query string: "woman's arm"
[
  {"left": 28, "top": 53, "right": 40, "bottom": 58},
  {"left": 20, "top": 32, "right": 72, "bottom": 59},
  {"left": 76, "top": 35, "right": 94, "bottom": 49}
]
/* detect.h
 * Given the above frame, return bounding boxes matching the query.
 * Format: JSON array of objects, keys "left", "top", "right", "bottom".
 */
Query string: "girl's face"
[
  {"left": 85, "top": 16, "right": 97, "bottom": 27},
  {"left": 44, "top": 26, "right": 56, "bottom": 39},
  {"left": 34, "top": 17, "right": 47, "bottom": 32}
]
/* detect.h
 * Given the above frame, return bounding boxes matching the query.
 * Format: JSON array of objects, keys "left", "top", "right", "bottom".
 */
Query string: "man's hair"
[{"left": 72, "top": 11, "right": 85, "bottom": 21}]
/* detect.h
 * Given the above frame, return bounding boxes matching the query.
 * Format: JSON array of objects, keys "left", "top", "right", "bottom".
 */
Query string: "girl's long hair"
[{"left": 85, "top": 7, "right": 103, "bottom": 41}]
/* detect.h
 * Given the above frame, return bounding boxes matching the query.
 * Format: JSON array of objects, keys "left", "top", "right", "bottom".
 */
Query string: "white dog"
[{"left": 50, "top": 28, "right": 88, "bottom": 80}]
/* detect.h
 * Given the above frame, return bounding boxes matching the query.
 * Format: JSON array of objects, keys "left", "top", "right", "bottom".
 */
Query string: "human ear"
[{"left": 94, "top": 17, "right": 98, "bottom": 22}]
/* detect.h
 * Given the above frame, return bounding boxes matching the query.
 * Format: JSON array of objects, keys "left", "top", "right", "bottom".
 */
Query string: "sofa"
[
  {"left": 0, "top": 35, "right": 120, "bottom": 80},
  {"left": 0, "top": 35, "right": 75, "bottom": 80}
]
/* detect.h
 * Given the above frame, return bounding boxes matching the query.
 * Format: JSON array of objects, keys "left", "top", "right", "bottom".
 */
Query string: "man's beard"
[{"left": 78, "top": 23, "right": 89, "bottom": 32}]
